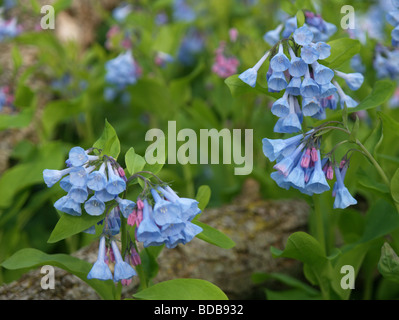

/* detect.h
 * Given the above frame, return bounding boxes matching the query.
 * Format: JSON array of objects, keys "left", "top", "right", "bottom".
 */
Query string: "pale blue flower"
[
  {"left": 151, "top": 189, "right": 183, "bottom": 226},
  {"left": 293, "top": 25, "right": 313, "bottom": 46},
  {"left": 264, "top": 24, "right": 283, "bottom": 45},
  {"left": 116, "top": 197, "right": 136, "bottom": 219},
  {"left": 84, "top": 195, "right": 106, "bottom": 216},
  {"left": 270, "top": 43, "right": 290, "bottom": 72},
  {"left": 300, "top": 67, "right": 320, "bottom": 97},
  {"left": 87, "top": 237, "right": 113, "bottom": 281},
  {"left": 286, "top": 77, "right": 302, "bottom": 96},
  {"left": 111, "top": 240, "right": 136, "bottom": 282},
  {"left": 87, "top": 163, "right": 107, "bottom": 191},
  {"left": 54, "top": 195, "right": 82, "bottom": 216},
  {"left": 105, "top": 162, "right": 126, "bottom": 195},
  {"left": 238, "top": 51, "right": 270, "bottom": 87},
  {"left": 136, "top": 199, "right": 165, "bottom": 247},
  {"left": 271, "top": 91, "right": 290, "bottom": 117},
  {"left": 288, "top": 47, "right": 307, "bottom": 77},
  {"left": 312, "top": 61, "right": 334, "bottom": 85},
  {"left": 334, "top": 70, "right": 364, "bottom": 91},
  {"left": 301, "top": 45, "right": 319, "bottom": 64},
  {"left": 333, "top": 167, "right": 357, "bottom": 209},
  {"left": 43, "top": 168, "right": 72, "bottom": 188},
  {"left": 305, "top": 150, "right": 330, "bottom": 194},
  {"left": 302, "top": 96, "right": 321, "bottom": 116},
  {"left": 268, "top": 71, "right": 288, "bottom": 92}
]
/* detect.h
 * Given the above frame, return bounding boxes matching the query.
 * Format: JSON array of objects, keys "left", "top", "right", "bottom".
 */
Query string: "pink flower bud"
[{"left": 311, "top": 147, "right": 318, "bottom": 162}]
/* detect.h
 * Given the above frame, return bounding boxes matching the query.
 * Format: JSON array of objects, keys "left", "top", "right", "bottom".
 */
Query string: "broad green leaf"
[
  {"left": 193, "top": 220, "right": 235, "bottom": 249},
  {"left": 391, "top": 168, "right": 399, "bottom": 203},
  {"left": 47, "top": 211, "right": 106, "bottom": 243},
  {"left": 133, "top": 278, "right": 228, "bottom": 300},
  {"left": 1, "top": 248, "right": 116, "bottom": 300},
  {"left": 53, "top": 0, "right": 72, "bottom": 13},
  {"left": 321, "top": 38, "right": 360, "bottom": 69},
  {"left": 224, "top": 74, "right": 282, "bottom": 99},
  {"left": 0, "top": 107, "right": 35, "bottom": 130},
  {"left": 195, "top": 185, "right": 211, "bottom": 211},
  {"left": 0, "top": 142, "right": 65, "bottom": 208},
  {"left": 378, "top": 111, "right": 399, "bottom": 136},
  {"left": 378, "top": 242, "right": 399, "bottom": 284},
  {"left": 93, "top": 119, "right": 120, "bottom": 160},
  {"left": 125, "top": 147, "right": 146, "bottom": 176},
  {"left": 352, "top": 80, "right": 396, "bottom": 113}
]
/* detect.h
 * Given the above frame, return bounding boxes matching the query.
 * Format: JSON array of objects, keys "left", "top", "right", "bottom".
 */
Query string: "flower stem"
[{"left": 355, "top": 139, "right": 390, "bottom": 188}]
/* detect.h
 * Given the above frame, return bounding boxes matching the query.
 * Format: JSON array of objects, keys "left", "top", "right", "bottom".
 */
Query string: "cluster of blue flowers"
[
  {"left": 104, "top": 50, "right": 142, "bottom": 102},
  {"left": 43, "top": 146, "right": 203, "bottom": 283},
  {"left": 263, "top": 130, "right": 357, "bottom": 209},
  {"left": 43, "top": 146, "right": 130, "bottom": 217},
  {"left": 387, "top": 0, "right": 399, "bottom": 46},
  {"left": 136, "top": 186, "right": 203, "bottom": 249},
  {"left": 240, "top": 23, "right": 364, "bottom": 134},
  {"left": 239, "top": 16, "right": 362, "bottom": 209}
]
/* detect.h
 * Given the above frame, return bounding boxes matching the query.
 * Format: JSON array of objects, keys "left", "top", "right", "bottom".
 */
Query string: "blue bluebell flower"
[
  {"left": 43, "top": 168, "right": 73, "bottom": 188},
  {"left": 392, "top": 26, "right": 399, "bottom": 43},
  {"left": 312, "top": 61, "right": 334, "bottom": 85},
  {"left": 386, "top": 10, "right": 399, "bottom": 27},
  {"left": 301, "top": 45, "right": 319, "bottom": 64},
  {"left": 116, "top": 197, "right": 136, "bottom": 219},
  {"left": 0, "top": 18, "right": 22, "bottom": 42},
  {"left": 159, "top": 186, "right": 202, "bottom": 221},
  {"left": 285, "top": 157, "right": 306, "bottom": 190},
  {"left": 104, "top": 208, "right": 121, "bottom": 236},
  {"left": 312, "top": 42, "right": 331, "bottom": 60},
  {"left": 273, "top": 142, "right": 305, "bottom": 176},
  {"left": 136, "top": 199, "right": 165, "bottom": 247},
  {"left": 84, "top": 195, "right": 106, "bottom": 216},
  {"left": 305, "top": 150, "right": 330, "bottom": 194},
  {"left": 274, "top": 96, "right": 302, "bottom": 133},
  {"left": 68, "top": 147, "right": 89, "bottom": 167},
  {"left": 262, "top": 132, "right": 308, "bottom": 162},
  {"left": 68, "top": 186, "right": 89, "bottom": 204},
  {"left": 333, "top": 80, "right": 358, "bottom": 108},
  {"left": 334, "top": 70, "right": 364, "bottom": 91},
  {"left": 268, "top": 71, "right": 288, "bottom": 92},
  {"left": 111, "top": 240, "right": 136, "bottom": 282},
  {"left": 238, "top": 51, "right": 270, "bottom": 87},
  {"left": 300, "top": 67, "right": 320, "bottom": 97},
  {"left": 270, "top": 43, "right": 290, "bottom": 72},
  {"left": 87, "top": 163, "right": 107, "bottom": 191},
  {"left": 60, "top": 176, "right": 72, "bottom": 192},
  {"left": 319, "top": 82, "right": 337, "bottom": 98},
  {"left": 333, "top": 166, "right": 357, "bottom": 209},
  {"left": 263, "top": 24, "right": 283, "bottom": 46},
  {"left": 87, "top": 237, "right": 113, "bottom": 281},
  {"left": 105, "top": 51, "right": 140, "bottom": 88},
  {"left": 54, "top": 195, "right": 82, "bottom": 216},
  {"left": 288, "top": 47, "right": 307, "bottom": 77},
  {"left": 282, "top": 16, "right": 298, "bottom": 38},
  {"left": 95, "top": 189, "right": 116, "bottom": 202},
  {"left": 271, "top": 91, "right": 290, "bottom": 117},
  {"left": 150, "top": 189, "right": 183, "bottom": 227},
  {"left": 302, "top": 96, "right": 321, "bottom": 116},
  {"left": 293, "top": 25, "right": 314, "bottom": 46},
  {"left": 286, "top": 77, "right": 302, "bottom": 96},
  {"left": 105, "top": 162, "right": 126, "bottom": 195},
  {"left": 112, "top": 3, "right": 133, "bottom": 22},
  {"left": 69, "top": 166, "right": 90, "bottom": 188}
]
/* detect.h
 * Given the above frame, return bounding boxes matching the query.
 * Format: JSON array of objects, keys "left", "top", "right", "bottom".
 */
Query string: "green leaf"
[
  {"left": 224, "top": 74, "right": 282, "bottom": 99},
  {"left": 296, "top": 10, "right": 305, "bottom": 27},
  {"left": 133, "top": 279, "right": 228, "bottom": 300},
  {"left": 0, "top": 142, "right": 65, "bottom": 208},
  {"left": 391, "top": 168, "right": 399, "bottom": 203},
  {"left": 93, "top": 119, "right": 120, "bottom": 160},
  {"left": 195, "top": 185, "right": 211, "bottom": 211},
  {"left": 47, "top": 212, "right": 106, "bottom": 243},
  {"left": 378, "top": 111, "right": 399, "bottom": 137},
  {"left": 0, "top": 107, "right": 35, "bottom": 130},
  {"left": 352, "top": 80, "right": 396, "bottom": 113},
  {"left": 11, "top": 45, "right": 23, "bottom": 71},
  {"left": 1, "top": 248, "right": 116, "bottom": 300},
  {"left": 193, "top": 220, "right": 235, "bottom": 249},
  {"left": 321, "top": 38, "right": 360, "bottom": 69},
  {"left": 378, "top": 242, "right": 399, "bottom": 284},
  {"left": 53, "top": 0, "right": 72, "bottom": 13},
  {"left": 125, "top": 147, "right": 146, "bottom": 176}
]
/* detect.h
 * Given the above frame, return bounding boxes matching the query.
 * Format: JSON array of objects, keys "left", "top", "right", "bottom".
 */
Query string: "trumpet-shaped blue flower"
[
  {"left": 116, "top": 197, "right": 136, "bottom": 219},
  {"left": 54, "top": 195, "right": 82, "bottom": 216},
  {"left": 319, "top": 82, "right": 337, "bottom": 98},
  {"left": 286, "top": 77, "right": 302, "bottom": 96},
  {"left": 136, "top": 199, "right": 165, "bottom": 247},
  {"left": 262, "top": 131, "right": 308, "bottom": 162},
  {"left": 268, "top": 71, "right": 287, "bottom": 92},
  {"left": 333, "top": 167, "right": 357, "bottom": 209},
  {"left": 270, "top": 43, "right": 290, "bottom": 72},
  {"left": 84, "top": 195, "right": 106, "bottom": 216},
  {"left": 293, "top": 25, "right": 313, "bottom": 46},
  {"left": 87, "top": 237, "right": 113, "bottom": 281},
  {"left": 106, "top": 162, "right": 126, "bottom": 195},
  {"left": 288, "top": 47, "right": 308, "bottom": 77},
  {"left": 305, "top": 150, "right": 330, "bottom": 194},
  {"left": 68, "top": 186, "right": 89, "bottom": 203},
  {"left": 302, "top": 96, "right": 321, "bottom": 116},
  {"left": 43, "top": 168, "right": 72, "bottom": 188},
  {"left": 69, "top": 166, "right": 90, "bottom": 188},
  {"left": 239, "top": 51, "right": 270, "bottom": 87},
  {"left": 312, "top": 61, "right": 334, "bottom": 85},
  {"left": 334, "top": 70, "right": 364, "bottom": 91},
  {"left": 282, "top": 16, "right": 298, "bottom": 38},
  {"left": 274, "top": 96, "right": 302, "bottom": 133},
  {"left": 271, "top": 91, "right": 290, "bottom": 117},
  {"left": 87, "top": 163, "right": 107, "bottom": 191},
  {"left": 263, "top": 24, "right": 283, "bottom": 46},
  {"left": 151, "top": 189, "right": 183, "bottom": 226},
  {"left": 273, "top": 142, "right": 305, "bottom": 176},
  {"left": 312, "top": 42, "right": 331, "bottom": 60},
  {"left": 301, "top": 45, "right": 319, "bottom": 64},
  {"left": 300, "top": 67, "right": 320, "bottom": 97},
  {"left": 111, "top": 240, "right": 136, "bottom": 282}
]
